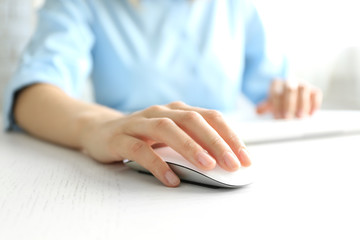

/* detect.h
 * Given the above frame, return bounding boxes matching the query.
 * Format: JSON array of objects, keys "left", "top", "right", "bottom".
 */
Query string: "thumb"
[{"left": 256, "top": 100, "right": 271, "bottom": 115}]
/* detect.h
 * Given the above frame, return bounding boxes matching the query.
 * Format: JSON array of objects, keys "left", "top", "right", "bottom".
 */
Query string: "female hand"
[
  {"left": 256, "top": 79, "right": 323, "bottom": 119},
  {"left": 80, "top": 101, "right": 252, "bottom": 187}
]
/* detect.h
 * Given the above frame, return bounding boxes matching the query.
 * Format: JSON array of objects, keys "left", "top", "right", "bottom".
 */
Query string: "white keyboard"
[{"left": 225, "top": 110, "right": 360, "bottom": 144}]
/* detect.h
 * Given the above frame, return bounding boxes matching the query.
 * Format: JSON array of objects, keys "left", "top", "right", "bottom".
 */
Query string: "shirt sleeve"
[
  {"left": 241, "top": 3, "right": 288, "bottom": 105},
  {"left": 2, "top": 0, "right": 94, "bottom": 131}
]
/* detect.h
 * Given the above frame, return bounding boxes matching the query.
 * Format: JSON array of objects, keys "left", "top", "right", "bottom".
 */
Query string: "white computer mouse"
[{"left": 124, "top": 147, "right": 254, "bottom": 188}]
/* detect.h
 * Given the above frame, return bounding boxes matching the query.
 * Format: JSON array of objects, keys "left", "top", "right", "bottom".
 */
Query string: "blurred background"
[
  {"left": 1, "top": 0, "right": 360, "bottom": 110},
  {"left": 254, "top": 0, "right": 360, "bottom": 109}
]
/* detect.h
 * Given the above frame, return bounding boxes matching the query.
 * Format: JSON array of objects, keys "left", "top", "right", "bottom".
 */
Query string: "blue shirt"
[{"left": 3, "top": 0, "right": 287, "bottom": 130}]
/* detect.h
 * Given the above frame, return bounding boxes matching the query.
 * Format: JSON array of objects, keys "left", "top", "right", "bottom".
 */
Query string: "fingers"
[
  {"left": 265, "top": 80, "right": 323, "bottom": 119},
  {"left": 269, "top": 79, "right": 284, "bottom": 119},
  {"left": 283, "top": 82, "right": 298, "bottom": 119},
  {"left": 110, "top": 135, "right": 180, "bottom": 187},
  {"left": 310, "top": 87, "right": 323, "bottom": 115},
  {"left": 165, "top": 102, "right": 251, "bottom": 168},
  {"left": 105, "top": 101, "right": 253, "bottom": 188},
  {"left": 200, "top": 110, "right": 252, "bottom": 168},
  {"left": 125, "top": 116, "right": 217, "bottom": 171},
  {"left": 296, "top": 83, "right": 311, "bottom": 118},
  {"left": 145, "top": 109, "right": 242, "bottom": 171},
  {"left": 256, "top": 101, "right": 271, "bottom": 115}
]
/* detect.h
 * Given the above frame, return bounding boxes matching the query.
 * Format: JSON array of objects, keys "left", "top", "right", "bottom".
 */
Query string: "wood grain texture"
[{"left": 0, "top": 116, "right": 360, "bottom": 240}]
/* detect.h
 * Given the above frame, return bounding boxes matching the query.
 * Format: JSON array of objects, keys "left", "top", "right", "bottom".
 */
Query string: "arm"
[
  {"left": 8, "top": 0, "right": 251, "bottom": 188},
  {"left": 14, "top": 84, "right": 251, "bottom": 187},
  {"left": 14, "top": 83, "right": 121, "bottom": 149},
  {"left": 3, "top": 0, "right": 95, "bottom": 131},
  {"left": 242, "top": 4, "right": 322, "bottom": 119}
]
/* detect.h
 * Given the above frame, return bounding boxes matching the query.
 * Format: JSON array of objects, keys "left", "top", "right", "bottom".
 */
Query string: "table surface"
[{"left": 1, "top": 118, "right": 360, "bottom": 240}]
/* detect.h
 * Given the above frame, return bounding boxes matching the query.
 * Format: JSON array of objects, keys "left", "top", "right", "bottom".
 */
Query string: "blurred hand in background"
[{"left": 256, "top": 79, "right": 323, "bottom": 119}]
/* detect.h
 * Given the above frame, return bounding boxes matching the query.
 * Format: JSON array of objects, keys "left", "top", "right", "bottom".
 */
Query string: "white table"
[{"left": 1, "top": 120, "right": 360, "bottom": 240}]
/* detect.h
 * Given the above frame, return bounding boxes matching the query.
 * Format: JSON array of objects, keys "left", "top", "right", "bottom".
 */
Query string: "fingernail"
[
  {"left": 165, "top": 171, "right": 180, "bottom": 186},
  {"left": 224, "top": 151, "right": 240, "bottom": 170},
  {"left": 197, "top": 151, "right": 216, "bottom": 169},
  {"left": 239, "top": 148, "right": 251, "bottom": 167}
]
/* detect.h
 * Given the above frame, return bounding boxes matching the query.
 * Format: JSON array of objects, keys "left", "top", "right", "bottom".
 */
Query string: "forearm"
[
  {"left": 14, "top": 83, "right": 123, "bottom": 149},
  {"left": 13, "top": 84, "right": 252, "bottom": 187}
]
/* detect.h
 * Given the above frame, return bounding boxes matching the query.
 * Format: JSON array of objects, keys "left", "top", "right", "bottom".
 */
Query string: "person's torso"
[{"left": 87, "top": 0, "right": 251, "bottom": 112}]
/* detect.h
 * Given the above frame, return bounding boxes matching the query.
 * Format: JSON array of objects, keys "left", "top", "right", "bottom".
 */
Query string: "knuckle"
[
  {"left": 154, "top": 118, "right": 174, "bottom": 130},
  {"left": 147, "top": 155, "right": 160, "bottom": 170},
  {"left": 205, "top": 109, "right": 223, "bottom": 121},
  {"left": 209, "top": 135, "right": 223, "bottom": 147},
  {"left": 298, "top": 83, "right": 308, "bottom": 91},
  {"left": 146, "top": 105, "right": 164, "bottom": 113},
  {"left": 183, "top": 139, "right": 198, "bottom": 153},
  {"left": 182, "top": 111, "right": 202, "bottom": 123},
  {"left": 168, "top": 101, "right": 186, "bottom": 109},
  {"left": 129, "top": 140, "right": 146, "bottom": 155},
  {"left": 228, "top": 133, "right": 241, "bottom": 145}
]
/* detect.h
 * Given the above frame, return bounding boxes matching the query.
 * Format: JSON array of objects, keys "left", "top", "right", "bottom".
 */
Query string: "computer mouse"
[{"left": 124, "top": 147, "right": 254, "bottom": 188}]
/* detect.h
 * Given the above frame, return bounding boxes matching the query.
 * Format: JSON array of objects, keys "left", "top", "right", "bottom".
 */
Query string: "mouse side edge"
[{"left": 124, "top": 160, "right": 251, "bottom": 188}]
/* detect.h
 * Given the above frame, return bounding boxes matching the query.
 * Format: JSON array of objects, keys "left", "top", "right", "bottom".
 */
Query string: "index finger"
[{"left": 167, "top": 102, "right": 251, "bottom": 167}]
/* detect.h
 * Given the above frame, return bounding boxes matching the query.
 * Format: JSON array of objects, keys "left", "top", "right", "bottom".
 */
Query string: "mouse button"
[
  {"left": 154, "top": 147, "right": 254, "bottom": 186},
  {"left": 203, "top": 165, "right": 254, "bottom": 186},
  {"left": 154, "top": 147, "right": 201, "bottom": 170}
]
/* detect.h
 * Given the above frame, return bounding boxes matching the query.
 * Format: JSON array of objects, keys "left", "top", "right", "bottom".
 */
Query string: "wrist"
[{"left": 76, "top": 109, "right": 123, "bottom": 151}]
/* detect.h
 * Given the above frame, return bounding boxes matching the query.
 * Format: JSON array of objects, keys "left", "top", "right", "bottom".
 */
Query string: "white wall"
[
  {"left": 254, "top": 0, "right": 360, "bottom": 108},
  {"left": 0, "top": 0, "right": 34, "bottom": 109}
]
